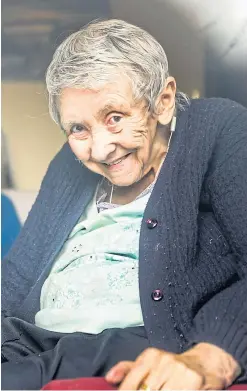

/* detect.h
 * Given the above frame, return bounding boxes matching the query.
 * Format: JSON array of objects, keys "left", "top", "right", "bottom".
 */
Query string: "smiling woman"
[
  {"left": 2, "top": 19, "right": 247, "bottom": 390},
  {"left": 59, "top": 81, "right": 173, "bottom": 196},
  {"left": 48, "top": 19, "right": 183, "bottom": 194}
]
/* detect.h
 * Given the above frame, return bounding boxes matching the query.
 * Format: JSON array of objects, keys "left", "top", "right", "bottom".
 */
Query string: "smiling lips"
[{"left": 104, "top": 153, "right": 131, "bottom": 169}]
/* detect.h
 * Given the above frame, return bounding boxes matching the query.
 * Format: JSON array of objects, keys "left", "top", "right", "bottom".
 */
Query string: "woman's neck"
[{"left": 111, "top": 168, "right": 156, "bottom": 205}]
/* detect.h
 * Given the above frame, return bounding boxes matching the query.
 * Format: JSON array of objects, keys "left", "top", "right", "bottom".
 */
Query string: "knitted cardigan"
[{"left": 2, "top": 98, "right": 247, "bottom": 378}]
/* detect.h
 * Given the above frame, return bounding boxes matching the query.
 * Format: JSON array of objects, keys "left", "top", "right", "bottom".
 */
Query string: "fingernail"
[
  {"left": 106, "top": 369, "right": 123, "bottom": 383},
  {"left": 106, "top": 368, "right": 115, "bottom": 379}
]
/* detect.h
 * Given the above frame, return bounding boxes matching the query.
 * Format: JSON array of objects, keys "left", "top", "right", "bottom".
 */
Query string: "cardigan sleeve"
[
  {"left": 189, "top": 108, "right": 247, "bottom": 377},
  {"left": 1, "top": 141, "right": 97, "bottom": 323},
  {"left": 1, "top": 143, "right": 73, "bottom": 320}
]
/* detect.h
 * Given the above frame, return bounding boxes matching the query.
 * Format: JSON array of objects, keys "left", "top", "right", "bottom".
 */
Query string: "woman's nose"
[{"left": 90, "top": 128, "right": 116, "bottom": 162}]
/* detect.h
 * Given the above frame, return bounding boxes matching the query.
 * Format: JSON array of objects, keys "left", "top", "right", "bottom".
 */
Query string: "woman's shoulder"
[
  {"left": 189, "top": 98, "right": 247, "bottom": 178},
  {"left": 190, "top": 96, "right": 246, "bottom": 109},
  {"left": 189, "top": 97, "right": 247, "bottom": 124},
  {"left": 174, "top": 97, "right": 247, "bottom": 179},
  {"left": 44, "top": 142, "right": 89, "bottom": 181},
  {"left": 182, "top": 97, "right": 247, "bottom": 146}
]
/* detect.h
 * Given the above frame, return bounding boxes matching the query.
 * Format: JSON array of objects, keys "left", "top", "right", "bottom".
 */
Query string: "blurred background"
[{"left": 1, "top": 0, "right": 247, "bottom": 225}]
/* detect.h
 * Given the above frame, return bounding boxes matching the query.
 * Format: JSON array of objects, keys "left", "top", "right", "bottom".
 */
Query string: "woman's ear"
[{"left": 156, "top": 77, "right": 176, "bottom": 125}]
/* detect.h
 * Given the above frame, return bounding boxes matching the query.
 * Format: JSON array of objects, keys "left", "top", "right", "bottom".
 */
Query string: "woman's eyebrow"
[
  {"left": 60, "top": 103, "right": 130, "bottom": 130},
  {"left": 60, "top": 119, "right": 87, "bottom": 131},
  {"left": 96, "top": 103, "right": 129, "bottom": 120}
]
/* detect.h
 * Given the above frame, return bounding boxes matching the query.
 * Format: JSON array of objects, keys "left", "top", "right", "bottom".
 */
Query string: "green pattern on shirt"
[{"left": 35, "top": 189, "right": 152, "bottom": 333}]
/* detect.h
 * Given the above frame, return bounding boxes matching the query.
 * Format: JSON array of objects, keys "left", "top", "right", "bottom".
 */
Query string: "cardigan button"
[
  {"left": 151, "top": 289, "right": 163, "bottom": 301},
  {"left": 146, "top": 218, "right": 158, "bottom": 229}
]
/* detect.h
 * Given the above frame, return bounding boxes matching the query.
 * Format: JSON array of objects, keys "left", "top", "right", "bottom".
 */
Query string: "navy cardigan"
[{"left": 2, "top": 98, "right": 247, "bottom": 377}]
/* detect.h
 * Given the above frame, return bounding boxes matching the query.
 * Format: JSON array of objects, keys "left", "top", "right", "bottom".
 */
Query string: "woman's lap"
[{"left": 1, "top": 317, "right": 149, "bottom": 390}]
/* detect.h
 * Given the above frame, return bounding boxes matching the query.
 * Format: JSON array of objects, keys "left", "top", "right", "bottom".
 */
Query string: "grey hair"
[{"left": 46, "top": 19, "right": 189, "bottom": 124}]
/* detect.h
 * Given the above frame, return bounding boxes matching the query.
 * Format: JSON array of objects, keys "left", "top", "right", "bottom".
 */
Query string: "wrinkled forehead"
[{"left": 59, "top": 78, "right": 146, "bottom": 125}]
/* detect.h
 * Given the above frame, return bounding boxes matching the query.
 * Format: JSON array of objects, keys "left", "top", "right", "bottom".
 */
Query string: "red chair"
[
  {"left": 42, "top": 377, "right": 247, "bottom": 390},
  {"left": 42, "top": 378, "right": 115, "bottom": 390}
]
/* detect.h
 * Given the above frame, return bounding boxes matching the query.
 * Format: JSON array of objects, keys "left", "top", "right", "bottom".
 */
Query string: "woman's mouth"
[{"left": 104, "top": 153, "right": 131, "bottom": 170}]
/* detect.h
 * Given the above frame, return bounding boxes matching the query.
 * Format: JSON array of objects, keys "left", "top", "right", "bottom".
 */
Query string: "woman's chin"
[{"left": 107, "top": 172, "right": 141, "bottom": 187}]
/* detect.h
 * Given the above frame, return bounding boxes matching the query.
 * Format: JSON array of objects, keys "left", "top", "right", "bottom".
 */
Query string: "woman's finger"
[
  {"left": 117, "top": 348, "right": 163, "bottom": 390},
  {"left": 105, "top": 361, "right": 133, "bottom": 384},
  {"left": 160, "top": 367, "right": 223, "bottom": 390},
  {"left": 118, "top": 360, "right": 151, "bottom": 390},
  {"left": 143, "top": 353, "right": 174, "bottom": 390}
]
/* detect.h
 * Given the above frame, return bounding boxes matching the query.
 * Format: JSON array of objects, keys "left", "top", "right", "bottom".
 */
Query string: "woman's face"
[{"left": 59, "top": 78, "right": 174, "bottom": 186}]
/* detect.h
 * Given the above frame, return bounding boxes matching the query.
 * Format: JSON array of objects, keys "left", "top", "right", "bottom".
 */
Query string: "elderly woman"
[{"left": 2, "top": 19, "right": 247, "bottom": 390}]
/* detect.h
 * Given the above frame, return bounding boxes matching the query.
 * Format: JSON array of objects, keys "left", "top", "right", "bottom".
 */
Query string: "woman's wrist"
[{"left": 189, "top": 342, "right": 242, "bottom": 387}]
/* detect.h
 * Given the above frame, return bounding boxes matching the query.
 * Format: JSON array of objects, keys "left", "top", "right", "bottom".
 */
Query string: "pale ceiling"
[
  {"left": 2, "top": 0, "right": 111, "bottom": 80},
  {"left": 2, "top": 0, "right": 246, "bottom": 85}
]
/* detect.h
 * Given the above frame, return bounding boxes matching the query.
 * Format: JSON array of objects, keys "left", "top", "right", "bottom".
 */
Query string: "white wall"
[
  {"left": 2, "top": 82, "right": 65, "bottom": 191},
  {"left": 167, "top": 0, "right": 247, "bottom": 67},
  {"left": 109, "top": 0, "right": 205, "bottom": 97}
]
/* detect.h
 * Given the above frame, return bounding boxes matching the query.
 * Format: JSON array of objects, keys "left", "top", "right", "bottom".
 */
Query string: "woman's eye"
[
  {"left": 70, "top": 124, "right": 85, "bottom": 134},
  {"left": 108, "top": 115, "right": 122, "bottom": 126}
]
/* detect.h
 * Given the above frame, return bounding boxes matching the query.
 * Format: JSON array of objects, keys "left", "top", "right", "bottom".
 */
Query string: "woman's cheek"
[{"left": 68, "top": 136, "right": 90, "bottom": 161}]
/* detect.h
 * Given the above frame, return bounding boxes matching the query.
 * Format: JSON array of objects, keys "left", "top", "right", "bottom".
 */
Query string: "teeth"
[
  {"left": 105, "top": 153, "right": 131, "bottom": 166},
  {"left": 107, "top": 158, "right": 123, "bottom": 166}
]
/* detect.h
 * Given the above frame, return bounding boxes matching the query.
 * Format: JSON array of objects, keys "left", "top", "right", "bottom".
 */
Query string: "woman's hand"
[{"left": 106, "top": 343, "right": 241, "bottom": 390}]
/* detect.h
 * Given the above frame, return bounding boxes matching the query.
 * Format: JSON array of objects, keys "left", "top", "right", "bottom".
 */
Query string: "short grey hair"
[{"left": 46, "top": 19, "right": 188, "bottom": 124}]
